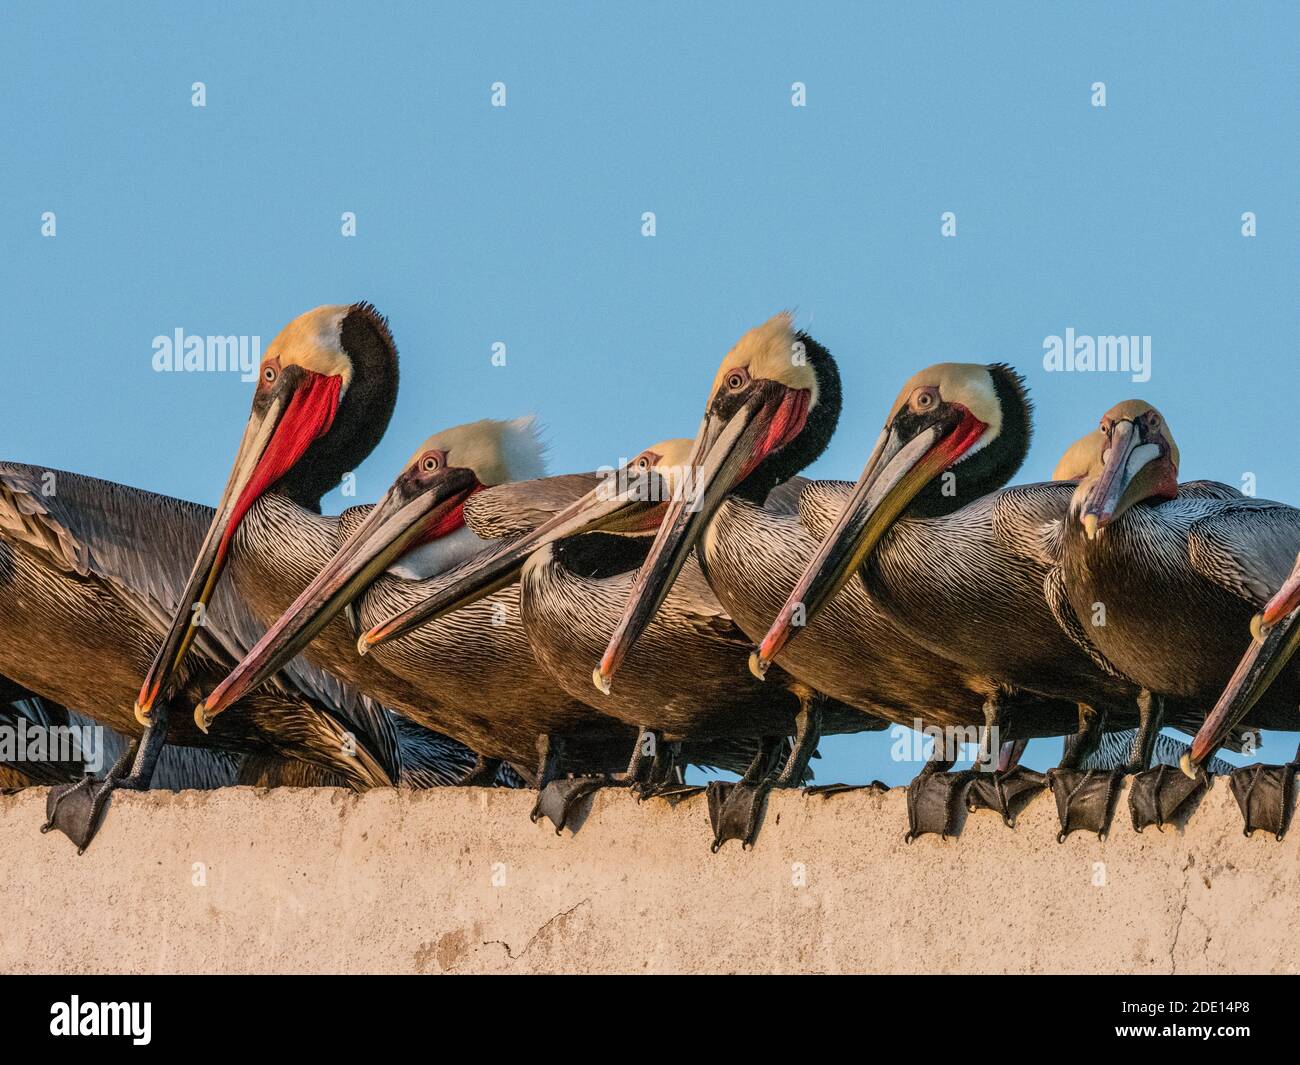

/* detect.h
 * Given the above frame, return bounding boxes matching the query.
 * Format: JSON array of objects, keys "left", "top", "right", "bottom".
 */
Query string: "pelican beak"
[
  {"left": 1260, "top": 557, "right": 1300, "bottom": 629},
  {"left": 193, "top": 465, "right": 478, "bottom": 731},
  {"left": 751, "top": 406, "right": 987, "bottom": 676},
  {"left": 134, "top": 369, "right": 342, "bottom": 725},
  {"left": 1184, "top": 603, "right": 1300, "bottom": 776},
  {"left": 360, "top": 467, "right": 670, "bottom": 652},
  {"left": 1077, "top": 419, "right": 1172, "bottom": 539},
  {"left": 595, "top": 381, "right": 811, "bottom": 692}
]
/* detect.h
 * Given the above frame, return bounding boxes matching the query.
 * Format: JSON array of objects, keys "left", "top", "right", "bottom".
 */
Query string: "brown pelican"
[
  {"left": 592, "top": 317, "right": 1086, "bottom": 839},
  {"left": 19, "top": 304, "right": 479, "bottom": 849},
  {"left": 359, "top": 437, "right": 885, "bottom": 847},
  {"left": 1039, "top": 425, "right": 1243, "bottom": 833},
  {"left": 1052, "top": 400, "right": 1300, "bottom": 836},
  {"left": 186, "top": 418, "right": 695, "bottom": 804}
]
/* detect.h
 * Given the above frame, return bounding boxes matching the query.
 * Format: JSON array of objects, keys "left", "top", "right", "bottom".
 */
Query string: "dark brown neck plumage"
[{"left": 276, "top": 303, "right": 399, "bottom": 512}]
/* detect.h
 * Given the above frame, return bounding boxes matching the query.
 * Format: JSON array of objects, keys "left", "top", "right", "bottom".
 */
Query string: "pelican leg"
[
  {"left": 1126, "top": 690, "right": 1164, "bottom": 773},
  {"left": 966, "top": 694, "right": 1046, "bottom": 829},
  {"left": 41, "top": 702, "right": 171, "bottom": 854},
  {"left": 1126, "top": 693, "right": 1208, "bottom": 831},
  {"left": 1058, "top": 703, "right": 1105, "bottom": 770},
  {"left": 635, "top": 739, "right": 703, "bottom": 804},
  {"left": 706, "top": 735, "right": 783, "bottom": 852},
  {"left": 456, "top": 753, "right": 504, "bottom": 787},
  {"left": 531, "top": 729, "right": 661, "bottom": 833},
  {"left": 1227, "top": 742, "right": 1300, "bottom": 840},
  {"left": 529, "top": 734, "right": 578, "bottom": 830},
  {"left": 707, "top": 693, "right": 826, "bottom": 852}
]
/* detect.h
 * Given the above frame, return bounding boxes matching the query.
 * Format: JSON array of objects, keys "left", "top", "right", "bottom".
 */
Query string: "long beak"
[
  {"left": 751, "top": 409, "right": 985, "bottom": 678},
  {"left": 595, "top": 387, "right": 803, "bottom": 693},
  {"left": 359, "top": 470, "right": 668, "bottom": 652},
  {"left": 1183, "top": 603, "right": 1300, "bottom": 776},
  {"left": 1077, "top": 420, "right": 1154, "bottom": 539},
  {"left": 193, "top": 468, "right": 477, "bottom": 731},
  {"left": 134, "top": 393, "right": 289, "bottom": 725}
]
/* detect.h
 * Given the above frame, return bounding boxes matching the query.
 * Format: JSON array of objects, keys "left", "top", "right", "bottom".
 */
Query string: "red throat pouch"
[{"left": 220, "top": 372, "right": 343, "bottom": 561}]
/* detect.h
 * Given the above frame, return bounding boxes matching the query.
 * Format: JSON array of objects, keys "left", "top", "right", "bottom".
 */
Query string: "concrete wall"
[{"left": 1, "top": 779, "right": 1295, "bottom": 974}]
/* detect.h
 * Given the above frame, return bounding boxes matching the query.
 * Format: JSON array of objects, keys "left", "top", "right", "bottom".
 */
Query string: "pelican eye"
[
  {"left": 725, "top": 369, "right": 748, "bottom": 392},
  {"left": 262, "top": 366, "right": 277, "bottom": 384},
  {"left": 421, "top": 453, "right": 443, "bottom": 474},
  {"left": 910, "top": 387, "right": 938, "bottom": 412}
]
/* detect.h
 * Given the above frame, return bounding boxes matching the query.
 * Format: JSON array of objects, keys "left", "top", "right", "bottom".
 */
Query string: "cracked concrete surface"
[{"left": 1, "top": 778, "right": 1296, "bottom": 973}]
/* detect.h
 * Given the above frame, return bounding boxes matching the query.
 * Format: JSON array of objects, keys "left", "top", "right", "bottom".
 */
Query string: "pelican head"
[
  {"left": 1072, "top": 400, "right": 1179, "bottom": 541},
  {"left": 359, "top": 437, "right": 696, "bottom": 652},
  {"left": 191, "top": 417, "right": 545, "bottom": 731},
  {"left": 1052, "top": 427, "right": 1108, "bottom": 482},
  {"left": 751, "top": 361, "right": 1032, "bottom": 675},
  {"left": 135, "top": 303, "right": 398, "bottom": 724},
  {"left": 594, "top": 312, "right": 844, "bottom": 692}
]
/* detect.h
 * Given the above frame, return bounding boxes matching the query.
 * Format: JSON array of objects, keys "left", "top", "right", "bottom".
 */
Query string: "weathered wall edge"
[{"left": 1, "top": 780, "right": 1295, "bottom": 974}]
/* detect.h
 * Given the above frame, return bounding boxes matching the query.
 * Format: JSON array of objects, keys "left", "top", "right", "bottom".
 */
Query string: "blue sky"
[{"left": 3, "top": 2, "right": 1298, "bottom": 784}]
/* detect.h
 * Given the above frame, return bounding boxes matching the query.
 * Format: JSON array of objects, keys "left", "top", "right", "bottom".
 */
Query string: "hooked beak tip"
[
  {"left": 1179, "top": 751, "right": 1199, "bottom": 780},
  {"left": 1081, "top": 513, "right": 1100, "bottom": 541},
  {"left": 193, "top": 701, "right": 213, "bottom": 734},
  {"left": 1259, "top": 594, "right": 1295, "bottom": 629},
  {"left": 747, "top": 651, "right": 770, "bottom": 681},
  {"left": 1251, "top": 613, "right": 1270, "bottom": 643},
  {"left": 592, "top": 667, "right": 612, "bottom": 695},
  {"left": 356, "top": 634, "right": 373, "bottom": 657},
  {"left": 133, "top": 700, "right": 154, "bottom": 728}
]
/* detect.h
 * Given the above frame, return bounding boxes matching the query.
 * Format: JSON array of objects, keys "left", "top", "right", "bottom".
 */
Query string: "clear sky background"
[{"left": 3, "top": 2, "right": 1298, "bottom": 784}]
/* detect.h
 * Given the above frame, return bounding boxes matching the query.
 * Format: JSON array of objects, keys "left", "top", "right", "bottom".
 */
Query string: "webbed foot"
[
  {"left": 1047, "top": 767, "right": 1123, "bottom": 841},
  {"left": 41, "top": 775, "right": 117, "bottom": 854},
  {"left": 1128, "top": 763, "right": 1208, "bottom": 832},
  {"left": 905, "top": 770, "right": 974, "bottom": 842},
  {"left": 633, "top": 781, "right": 704, "bottom": 806},
  {"left": 1228, "top": 763, "right": 1297, "bottom": 840},
  {"left": 530, "top": 776, "right": 609, "bottom": 834},
  {"left": 705, "top": 780, "right": 771, "bottom": 852},
  {"left": 965, "top": 766, "right": 1047, "bottom": 828}
]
